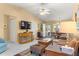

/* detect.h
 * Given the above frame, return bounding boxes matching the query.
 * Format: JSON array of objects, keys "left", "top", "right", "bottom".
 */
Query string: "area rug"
[
  {"left": 14, "top": 43, "right": 79, "bottom": 56},
  {"left": 14, "top": 48, "right": 45, "bottom": 56},
  {"left": 14, "top": 49, "right": 32, "bottom": 56},
  {"left": 14, "top": 44, "right": 52, "bottom": 56}
]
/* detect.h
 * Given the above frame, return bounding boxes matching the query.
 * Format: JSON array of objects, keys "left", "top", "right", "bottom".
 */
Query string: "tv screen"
[
  {"left": 27, "top": 22, "right": 31, "bottom": 29},
  {"left": 20, "top": 21, "right": 31, "bottom": 29}
]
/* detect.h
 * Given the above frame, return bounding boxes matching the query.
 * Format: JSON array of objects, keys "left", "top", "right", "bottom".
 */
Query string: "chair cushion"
[
  {"left": 30, "top": 44, "right": 46, "bottom": 54},
  {"left": 68, "top": 39, "right": 77, "bottom": 48}
]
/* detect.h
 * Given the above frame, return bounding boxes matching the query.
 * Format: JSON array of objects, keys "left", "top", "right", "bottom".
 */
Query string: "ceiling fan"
[{"left": 39, "top": 3, "right": 51, "bottom": 15}]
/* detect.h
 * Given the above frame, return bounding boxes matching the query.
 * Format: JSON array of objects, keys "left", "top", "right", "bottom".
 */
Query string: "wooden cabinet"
[{"left": 18, "top": 32, "right": 33, "bottom": 44}]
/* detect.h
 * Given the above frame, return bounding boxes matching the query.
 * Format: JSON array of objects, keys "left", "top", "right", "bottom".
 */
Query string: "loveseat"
[{"left": 0, "top": 38, "right": 7, "bottom": 54}]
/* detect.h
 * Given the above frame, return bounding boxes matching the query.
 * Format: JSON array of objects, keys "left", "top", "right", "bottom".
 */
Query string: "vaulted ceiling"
[{"left": 10, "top": 3, "right": 75, "bottom": 21}]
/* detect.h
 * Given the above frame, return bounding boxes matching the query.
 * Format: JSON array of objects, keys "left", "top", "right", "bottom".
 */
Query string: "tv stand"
[{"left": 18, "top": 32, "right": 33, "bottom": 44}]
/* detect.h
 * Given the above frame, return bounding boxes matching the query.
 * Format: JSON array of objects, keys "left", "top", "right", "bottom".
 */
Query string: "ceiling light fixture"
[{"left": 40, "top": 3, "right": 50, "bottom": 15}]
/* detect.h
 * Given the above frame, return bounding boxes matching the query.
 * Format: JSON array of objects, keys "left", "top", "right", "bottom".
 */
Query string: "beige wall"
[
  {"left": 0, "top": 4, "right": 42, "bottom": 39},
  {"left": 60, "top": 21, "right": 77, "bottom": 33}
]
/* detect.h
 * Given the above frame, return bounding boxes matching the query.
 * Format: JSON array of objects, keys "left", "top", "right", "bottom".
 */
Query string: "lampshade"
[{"left": 60, "top": 21, "right": 77, "bottom": 33}]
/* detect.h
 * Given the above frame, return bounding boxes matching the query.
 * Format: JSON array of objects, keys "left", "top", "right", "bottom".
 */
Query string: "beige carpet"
[
  {"left": 14, "top": 42, "right": 79, "bottom": 56},
  {"left": 15, "top": 49, "right": 32, "bottom": 56}
]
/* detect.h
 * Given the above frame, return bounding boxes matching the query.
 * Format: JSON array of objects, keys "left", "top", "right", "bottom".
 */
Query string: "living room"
[{"left": 0, "top": 3, "right": 79, "bottom": 56}]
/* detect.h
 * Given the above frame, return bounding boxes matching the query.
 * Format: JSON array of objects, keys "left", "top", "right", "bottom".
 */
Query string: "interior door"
[
  {"left": 9, "top": 17, "right": 17, "bottom": 43},
  {"left": 4, "top": 15, "right": 17, "bottom": 42}
]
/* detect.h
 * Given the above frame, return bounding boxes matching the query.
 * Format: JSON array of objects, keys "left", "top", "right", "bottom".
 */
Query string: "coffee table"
[
  {"left": 44, "top": 50, "right": 68, "bottom": 56},
  {"left": 44, "top": 43, "right": 69, "bottom": 56},
  {"left": 38, "top": 38, "right": 53, "bottom": 46}
]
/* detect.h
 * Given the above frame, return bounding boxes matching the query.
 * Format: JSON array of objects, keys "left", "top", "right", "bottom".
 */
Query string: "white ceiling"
[{"left": 10, "top": 3, "right": 75, "bottom": 21}]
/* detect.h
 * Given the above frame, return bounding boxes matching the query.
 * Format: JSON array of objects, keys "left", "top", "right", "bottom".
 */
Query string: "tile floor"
[{"left": 0, "top": 40, "right": 38, "bottom": 56}]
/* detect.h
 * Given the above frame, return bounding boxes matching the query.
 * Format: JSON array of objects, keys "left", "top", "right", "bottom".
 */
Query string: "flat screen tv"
[{"left": 20, "top": 21, "right": 31, "bottom": 29}]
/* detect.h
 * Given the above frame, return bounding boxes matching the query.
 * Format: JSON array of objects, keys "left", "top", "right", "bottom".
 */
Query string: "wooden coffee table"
[
  {"left": 44, "top": 43, "right": 69, "bottom": 56},
  {"left": 43, "top": 39, "right": 72, "bottom": 56},
  {"left": 44, "top": 50, "right": 68, "bottom": 56},
  {"left": 38, "top": 39, "right": 53, "bottom": 46}
]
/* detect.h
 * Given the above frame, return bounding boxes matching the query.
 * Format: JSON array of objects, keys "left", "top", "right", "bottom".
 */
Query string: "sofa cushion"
[
  {"left": 0, "top": 43, "right": 7, "bottom": 54},
  {"left": 0, "top": 38, "right": 5, "bottom": 43},
  {"left": 0, "top": 43, "right": 7, "bottom": 48}
]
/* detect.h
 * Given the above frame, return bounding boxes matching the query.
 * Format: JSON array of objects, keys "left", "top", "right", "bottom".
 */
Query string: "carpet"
[
  {"left": 14, "top": 49, "right": 32, "bottom": 56},
  {"left": 14, "top": 43, "right": 59, "bottom": 56},
  {"left": 14, "top": 49, "right": 40, "bottom": 56},
  {"left": 14, "top": 43, "right": 79, "bottom": 56}
]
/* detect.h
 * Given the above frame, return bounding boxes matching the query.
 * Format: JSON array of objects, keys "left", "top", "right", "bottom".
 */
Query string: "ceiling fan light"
[
  {"left": 40, "top": 12, "right": 46, "bottom": 15},
  {"left": 40, "top": 11, "right": 50, "bottom": 15},
  {"left": 39, "top": 3, "right": 51, "bottom": 15},
  {"left": 40, "top": 7, "right": 50, "bottom": 12},
  {"left": 44, "top": 8, "right": 50, "bottom": 12},
  {"left": 45, "top": 11, "right": 50, "bottom": 14}
]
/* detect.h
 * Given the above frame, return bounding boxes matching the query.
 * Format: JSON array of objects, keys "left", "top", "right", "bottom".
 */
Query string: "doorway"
[{"left": 4, "top": 15, "right": 17, "bottom": 43}]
